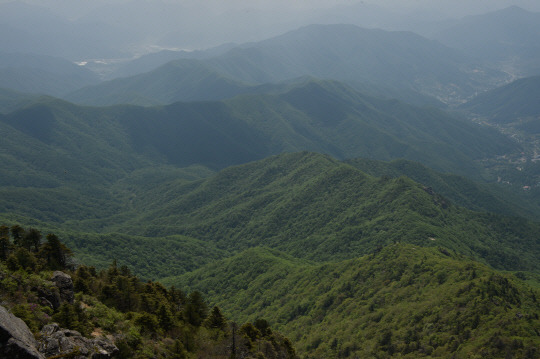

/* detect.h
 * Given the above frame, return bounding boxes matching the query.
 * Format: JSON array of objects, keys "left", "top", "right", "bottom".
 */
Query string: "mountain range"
[
  {"left": 432, "top": 6, "right": 540, "bottom": 76},
  {"left": 66, "top": 24, "right": 509, "bottom": 106},
  {"left": 1, "top": 5, "right": 540, "bottom": 358},
  {"left": 1, "top": 80, "right": 516, "bottom": 189},
  {"left": 170, "top": 244, "right": 540, "bottom": 358},
  {"left": 0, "top": 52, "right": 100, "bottom": 96}
]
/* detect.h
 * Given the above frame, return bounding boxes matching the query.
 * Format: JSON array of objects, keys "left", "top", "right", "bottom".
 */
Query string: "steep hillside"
[
  {"left": 67, "top": 60, "right": 251, "bottom": 106},
  {"left": 461, "top": 76, "right": 540, "bottom": 124},
  {"left": 0, "top": 87, "right": 39, "bottom": 113},
  {"left": 0, "top": 52, "right": 100, "bottom": 96},
  {"left": 67, "top": 24, "right": 508, "bottom": 106},
  {"left": 0, "top": 225, "right": 297, "bottom": 359},
  {"left": 170, "top": 244, "right": 540, "bottom": 358},
  {"left": 7, "top": 81, "right": 517, "bottom": 179},
  {"left": 346, "top": 157, "right": 540, "bottom": 219},
  {"left": 2, "top": 150, "right": 539, "bottom": 280},
  {"left": 119, "top": 152, "right": 540, "bottom": 274},
  {"left": 208, "top": 24, "right": 507, "bottom": 103},
  {"left": 268, "top": 81, "right": 515, "bottom": 175},
  {"left": 0, "top": 99, "right": 155, "bottom": 187}
]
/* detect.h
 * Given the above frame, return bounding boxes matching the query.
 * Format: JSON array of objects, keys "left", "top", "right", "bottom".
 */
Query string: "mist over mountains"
[
  {"left": 1, "top": 1, "right": 540, "bottom": 358},
  {"left": 64, "top": 24, "right": 511, "bottom": 107}
]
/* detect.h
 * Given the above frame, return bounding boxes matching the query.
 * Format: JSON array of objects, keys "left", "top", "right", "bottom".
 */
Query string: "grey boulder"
[{"left": 0, "top": 305, "right": 45, "bottom": 359}]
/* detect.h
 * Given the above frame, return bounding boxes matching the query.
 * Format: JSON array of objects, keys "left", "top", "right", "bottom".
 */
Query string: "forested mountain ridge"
[
  {"left": 0, "top": 51, "right": 100, "bottom": 96},
  {"left": 171, "top": 244, "right": 540, "bottom": 358},
  {"left": 345, "top": 157, "right": 540, "bottom": 219},
  {"left": 0, "top": 78, "right": 536, "bottom": 281},
  {"left": 67, "top": 24, "right": 510, "bottom": 106},
  {"left": 66, "top": 60, "right": 253, "bottom": 106},
  {"left": 461, "top": 76, "right": 540, "bottom": 123},
  {"left": 0, "top": 225, "right": 297, "bottom": 358},
  {"left": 1, "top": 4, "right": 540, "bottom": 359},
  {"left": 3, "top": 149, "right": 540, "bottom": 282},
  {"left": 2, "top": 80, "right": 518, "bottom": 181},
  {"left": 110, "top": 152, "right": 539, "bottom": 274}
]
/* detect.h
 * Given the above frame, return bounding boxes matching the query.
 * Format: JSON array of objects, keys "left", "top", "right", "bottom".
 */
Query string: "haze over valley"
[{"left": 0, "top": 1, "right": 539, "bottom": 358}]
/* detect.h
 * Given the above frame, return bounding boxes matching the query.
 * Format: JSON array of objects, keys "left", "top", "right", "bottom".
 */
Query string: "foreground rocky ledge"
[
  {"left": 0, "top": 305, "right": 44, "bottom": 359},
  {"left": 39, "top": 323, "right": 118, "bottom": 359},
  {"left": 0, "top": 305, "right": 118, "bottom": 359}
]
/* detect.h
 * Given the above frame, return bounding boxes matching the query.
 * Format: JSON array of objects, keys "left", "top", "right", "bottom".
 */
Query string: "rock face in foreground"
[
  {"left": 0, "top": 305, "right": 45, "bottom": 359},
  {"left": 39, "top": 323, "right": 119, "bottom": 359},
  {"left": 0, "top": 305, "right": 118, "bottom": 359}
]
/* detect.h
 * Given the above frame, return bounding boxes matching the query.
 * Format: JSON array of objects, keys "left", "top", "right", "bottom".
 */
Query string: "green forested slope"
[
  {"left": 66, "top": 60, "right": 252, "bottom": 106},
  {"left": 2, "top": 80, "right": 517, "bottom": 181},
  {"left": 118, "top": 152, "right": 540, "bottom": 274},
  {"left": 346, "top": 157, "right": 540, "bottom": 219},
  {"left": 0, "top": 226, "right": 297, "bottom": 359},
  {"left": 169, "top": 244, "right": 540, "bottom": 358},
  {"left": 0, "top": 87, "right": 40, "bottom": 113},
  {"left": 461, "top": 76, "right": 540, "bottom": 123},
  {"left": 2, "top": 151, "right": 539, "bottom": 280},
  {"left": 0, "top": 85, "right": 536, "bottom": 281}
]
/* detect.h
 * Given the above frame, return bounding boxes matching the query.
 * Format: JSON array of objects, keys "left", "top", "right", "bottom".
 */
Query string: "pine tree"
[
  {"left": 0, "top": 225, "right": 10, "bottom": 261},
  {"left": 184, "top": 291, "right": 208, "bottom": 326},
  {"left": 157, "top": 304, "right": 174, "bottom": 332},
  {"left": 10, "top": 225, "right": 25, "bottom": 247},
  {"left": 205, "top": 306, "right": 227, "bottom": 330},
  {"left": 24, "top": 228, "right": 42, "bottom": 252},
  {"left": 0, "top": 235, "right": 10, "bottom": 261},
  {"left": 40, "top": 233, "right": 72, "bottom": 270}
]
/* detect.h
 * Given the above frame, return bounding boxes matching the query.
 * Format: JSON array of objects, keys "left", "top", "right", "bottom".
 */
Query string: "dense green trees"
[
  {"left": 0, "top": 225, "right": 74, "bottom": 272},
  {"left": 175, "top": 244, "right": 540, "bottom": 358},
  {"left": 0, "top": 226, "right": 9, "bottom": 261},
  {"left": 205, "top": 306, "right": 227, "bottom": 330},
  {"left": 0, "top": 225, "right": 297, "bottom": 359},
  {"left": 41, "top": 233, "right": 72, "bottom": 270}
]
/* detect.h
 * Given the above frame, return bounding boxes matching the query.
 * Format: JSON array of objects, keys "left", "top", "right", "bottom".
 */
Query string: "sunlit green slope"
[
  {"left": 0, "top": 80, "right": 520, "bottom": 232},
  {"left": 120, "top": 152, "right": 539, "bottom": 274},
  {"left": 170, "top": 244, "right": 540, "bottom": 358},
  {"left": 346, "top": 157, "right": 540, "bottom": 220}
]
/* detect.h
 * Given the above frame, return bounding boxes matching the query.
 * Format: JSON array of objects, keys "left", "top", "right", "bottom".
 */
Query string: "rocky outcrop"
[
  {"left": 32, "top": 271, "right": 73, "bottom": 311},
  {"left": 51, "top": 271, "right": 75, "bottom": 304},
  {"left": 0, "top": 305, "right": 45, "bottom": 359},
  {"left": 39, "top": 324, "right": 119, "bottom": 359},
  {"left": 0, "top": 305, "right": 118, "bottom": 359},
  {"left": 36, "top": 286, "right": 61, "bottom": 310}
]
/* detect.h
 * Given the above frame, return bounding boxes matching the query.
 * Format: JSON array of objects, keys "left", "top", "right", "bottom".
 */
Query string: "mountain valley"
[{"left": 1, "top": 2, "right": 540, "bottom": 358}]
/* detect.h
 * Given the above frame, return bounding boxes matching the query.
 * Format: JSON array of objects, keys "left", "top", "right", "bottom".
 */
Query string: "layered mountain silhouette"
[
  {"left": 433, "top": 6, "right": 540, "bottom": 75},
  {"left": 5, "top": 80, "right": 517, "bottom": 180},
  {"left": 67, "top": 24, "right": 509, "bottom": 106},
  {"left": 0, "top": 52, "right": 100, "bottom": 96}
]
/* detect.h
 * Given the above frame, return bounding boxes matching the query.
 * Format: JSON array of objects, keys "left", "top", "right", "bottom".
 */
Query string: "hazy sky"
[
  {"left": 4, "top": 0, "right": 540, "bottom": 17},
  {"left": 2, "top": 0, "right": 539, "bottom": 58}
]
